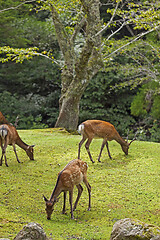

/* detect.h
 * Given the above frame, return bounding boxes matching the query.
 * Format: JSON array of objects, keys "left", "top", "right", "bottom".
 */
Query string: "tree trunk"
[
  {"left": 51, "top": 0, "right": 102, "bottom": 131},
  {"left": 55, "top": 93, "right": 80, "bottom": 131}
]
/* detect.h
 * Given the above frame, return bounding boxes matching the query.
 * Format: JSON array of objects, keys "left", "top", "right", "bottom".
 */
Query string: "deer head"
[
  {"left": 43, "top": 195, "right": 58, "bottom": 220},
  {"left": 123, "top": 131, "right": 138, "bottom": 155},
  {"left": 26, "top": 145, "right": 35, "bottom": 160}
]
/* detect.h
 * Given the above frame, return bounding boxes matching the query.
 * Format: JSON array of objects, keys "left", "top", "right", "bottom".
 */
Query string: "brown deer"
[
  {"left": 43, "top": 159, "right": 91, "bottom": 220},
  {"left": 78, "top": 120, "right": 136, "bottom": 163},
  {"left": 0, "top": 124, "right": 35, "bottom": 167}
]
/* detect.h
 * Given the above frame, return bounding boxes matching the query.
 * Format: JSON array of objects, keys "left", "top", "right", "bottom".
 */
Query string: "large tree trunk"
[
  {"left": 51, "top": 0, "right": 103, "bottom": 131},
  {"left": 55, "top": 94, "right": 80, "bottom": 131}
]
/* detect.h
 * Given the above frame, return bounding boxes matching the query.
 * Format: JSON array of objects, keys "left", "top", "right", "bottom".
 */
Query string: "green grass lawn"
[{"left": 0, "top": 128, "right": 160, "bottom": 239}]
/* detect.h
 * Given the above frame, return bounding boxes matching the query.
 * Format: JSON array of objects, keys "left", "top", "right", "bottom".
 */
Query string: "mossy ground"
[{"left": 0, "top": 128, "right": 159, "bottom": 239}]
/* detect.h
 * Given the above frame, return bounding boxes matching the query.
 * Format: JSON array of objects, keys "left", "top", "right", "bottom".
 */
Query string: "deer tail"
[
  {"left": 78, "top": 124, "right": 85, "bottom": 135},
  {"left": 0, "top": 125, "right": 8, "bottom": 139}
]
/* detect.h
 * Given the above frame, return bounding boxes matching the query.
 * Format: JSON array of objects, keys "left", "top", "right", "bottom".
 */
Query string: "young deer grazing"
[
  {"left": 78, "top": 120, "right": 136, "bottom": 163},
  {"left": 0, "top": 124, "right": 35, "bottom": 167},
  {"left": 43, "top": 159, "right": 91, "bottom": 220}
]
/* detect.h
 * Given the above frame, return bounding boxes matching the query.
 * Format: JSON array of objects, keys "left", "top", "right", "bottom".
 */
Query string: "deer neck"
[
  {"left": 114, "top": 132, "right": 127, "bottom": 147},
  {"left": 50, "top": 172, "right": 63, "bottom": 201},
  {"left": 16, "top": 137, "right": 29, "bottom": 151}
]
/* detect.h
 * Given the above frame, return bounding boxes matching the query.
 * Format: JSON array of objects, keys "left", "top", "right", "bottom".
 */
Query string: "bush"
[{"left": 0, "top": 91, "right": 48, "bottom": 129}]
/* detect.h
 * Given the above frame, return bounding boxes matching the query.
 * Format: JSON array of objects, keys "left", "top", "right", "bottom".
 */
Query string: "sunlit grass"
[{"left": 0, "top": 128, "right": 160, "bottom": 239}]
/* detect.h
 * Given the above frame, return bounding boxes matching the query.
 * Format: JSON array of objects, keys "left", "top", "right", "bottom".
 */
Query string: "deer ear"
[
  {"left": 31, "top": 145, "right": 35, "bottom": 147},
  {"left": 43, "top": 195, "right": 48, "bottom": 202}
]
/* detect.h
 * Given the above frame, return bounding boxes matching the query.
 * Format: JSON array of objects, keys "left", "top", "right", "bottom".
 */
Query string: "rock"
[
  {"left": 110, "top": 218, "right": 160, "bottom": 240},
  {"left": 13, "top": 222, "right": 49, "bottom": 240}
]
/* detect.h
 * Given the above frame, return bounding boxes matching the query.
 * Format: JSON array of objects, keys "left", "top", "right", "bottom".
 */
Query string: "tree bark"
[
  {"left": 55, "top": 94, "right": 80, "bottom": 131},
  {"left": 52, "top": 0, "right": 103, "bottom": 131}
]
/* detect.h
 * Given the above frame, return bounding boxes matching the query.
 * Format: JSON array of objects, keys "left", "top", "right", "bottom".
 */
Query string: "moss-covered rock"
[
  {"left": 13, "top": 222, "right": 49, "bottom": 240},
  {"left": 110, "top": 218, "right": 160, "bottom": 240}
]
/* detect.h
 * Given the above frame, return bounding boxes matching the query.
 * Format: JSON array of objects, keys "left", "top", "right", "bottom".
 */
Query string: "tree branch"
[
  {"left": 49, "top": 4, "right": 74, "bottom": 67},
  {"left": 70, "top": 15, "right": 86, "bottom": 44},
  {"left": 0, "top": 0, "right": 37, "bottom": 13},
  {"left": 33, "top": 52, "right": 60, "bottom": 65},
  {"left": 106, "top": 25, "right": 160, "bottom": 58},
  {"left": 75, "top": 0, "right": 102, "bottom": 79},
  {"left": 95, "top": 0, "right": 120, "bottom": 37},
  {"left": 106, "top": 20, "right": 129, "bottom": 41}
]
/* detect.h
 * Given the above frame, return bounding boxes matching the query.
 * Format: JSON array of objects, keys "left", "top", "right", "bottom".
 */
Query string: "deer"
[
  {"left": 0, "top": 124, "right": 35, "bottom": 167},
  {"left": 78, "top": 120, "right": 137, "bottom": 163},
  {"left": 43, "top": 159, "right": 91, "bottom": 220}
]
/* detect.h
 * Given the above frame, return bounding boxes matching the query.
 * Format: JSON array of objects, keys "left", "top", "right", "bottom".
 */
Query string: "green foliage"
[
  {"left": 130, "top": 89, "right": 148, "bottom": 117},
  {"left": 0, "top": 90, "right": 61, "bottom": 129},
  {"left": 0, "top": 56, "right": 61, "bottom": 95},
  {"left": 0, "top": 0, "right": 33, "bottom": 47},
  {"left": 103, "top": 37, "right": 160, "bottom": 91},
  {"left": 131, "top": 81, "right": 160, "bottom": 118},
  {"left": 0, "top": 1, "right": 59, "bottom": 62},
  {"left": 0, "top": 91, "right": 47, "bottom": 129},
  {"left": 80, "top": 71, "right": 136, "bottom": 136},
  {"left": 0, "top": 51, "right": 61, "bottom": 129},
  {"left": 151, "top": 95, "right": 160, "bottom": 119},
  {"left": 0, "top": 129, "right": 160, "bottom": 239},
  {"left": 149, "top": 121, "right": 160, "bottom": 142},
  {"left": 12, "top": 16, "right": 58, "bottom": 50},
  {"left": 130, "top": 81, "right": 160, "bottom": 142}
]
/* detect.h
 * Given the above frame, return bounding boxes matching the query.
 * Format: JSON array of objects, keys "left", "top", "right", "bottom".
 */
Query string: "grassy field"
[{"left": 0, "top": 128, "right": 160, "bottom": 239}]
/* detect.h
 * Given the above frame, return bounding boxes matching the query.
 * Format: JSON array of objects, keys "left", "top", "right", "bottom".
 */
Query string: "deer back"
[
  {"left": 80, "top": 120, "right": 119, "bottom": 140},
  {"left": 58, "top": 159, "right": 87, "bottom": 190}
]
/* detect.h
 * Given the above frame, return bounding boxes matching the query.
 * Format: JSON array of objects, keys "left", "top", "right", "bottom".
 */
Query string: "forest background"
[{"left": 0, "top": 0, "right": 160, "bottom": 142}]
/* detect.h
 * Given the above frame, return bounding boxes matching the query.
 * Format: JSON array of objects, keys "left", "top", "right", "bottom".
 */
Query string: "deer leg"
[
  {"left": 69, "top": 190, "right": 74, "bottom": 219},
  {"left": 4, "top": 153, "right": 8, "bottom": 167},
  {"left": 98, "top": 139, "right": 106, "bottom": 162},
  {"left": 0, "top": 154, "right": 3, "bottom": 165},
  {"left": 62, "top": 191, "right": 67, "bottom": 214},
  {"left": 0, "top": 156, "right": 3, "bottom": 165},
  {"left": 0, "top": 141, "right": 3, "bottom": 166},
  {"left": 106, "top": 141, "right": 112, "bottom": 159},
  {"left": 83, "top": 176, "right": 91, "bottom": 211},
  {"left": 3, "top": 141, "right": 8, "bottom": 167},
  {"left": 2, "top": 148, "right": 8, "bottom": 167},
  {"left": 13, "top": 144, "right": 20, "bottom": 163},
  {"left": 85, "top": 139, "right": 95, "bottom": 163},
  {"left": 78, "top": 136, "right": 87, "bottom": 159},
  {"left": 73, "top": 184, "right": 83, "bottom": 211}
]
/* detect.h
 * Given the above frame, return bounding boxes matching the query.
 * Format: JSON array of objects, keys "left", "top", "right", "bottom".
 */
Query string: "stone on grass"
[
  {"left": 13, "top": 222, "right": 48, "bottom": 240},
  {"left": 110, "top": 218, "right": 160, "bottom": 240}
]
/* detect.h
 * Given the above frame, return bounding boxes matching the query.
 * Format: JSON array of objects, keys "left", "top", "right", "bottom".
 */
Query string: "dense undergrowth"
[{"left": 0, "top": 128, "right": 159, "bottom": 239}]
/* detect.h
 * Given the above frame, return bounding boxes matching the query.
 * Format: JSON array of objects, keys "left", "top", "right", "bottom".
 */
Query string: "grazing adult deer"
[
  {"left": 0, "top": 124, "right": 35, "bottom": 167},
  {"left": 78, "top": 120, "right": 136, "bottom": 163},
  {"left": 43, "top": 159, "right": 91, "bottom": 220}
]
